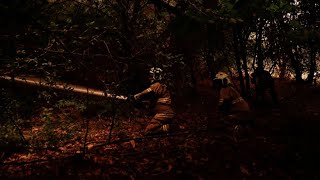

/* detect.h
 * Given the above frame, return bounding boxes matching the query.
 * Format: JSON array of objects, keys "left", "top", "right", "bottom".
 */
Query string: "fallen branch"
[
  {"left": 90, "top": 128, "right": 208, "bottom": 148},
  {"left": 1, "top": 159, "right": 51, "bottom": 166},
  {"left": 1, "top": 153, "right": 83, "bottom": 166}
]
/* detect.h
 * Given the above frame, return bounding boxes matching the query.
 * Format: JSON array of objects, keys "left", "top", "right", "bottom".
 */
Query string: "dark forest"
[{"left": 1, "top": 0, "right": 320, "bottom": 179}]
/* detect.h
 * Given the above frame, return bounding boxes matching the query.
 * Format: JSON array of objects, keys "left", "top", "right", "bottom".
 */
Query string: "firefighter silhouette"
[
  {"left": 134, "top": 67, "right": 175, "bottom": 135},
  {"left": 213, "top": 71, "right": 254, "bottom": 127},
  {"left": 251, "top": 68, "right": 278, "bottom": 106},
  {"left": 314, "top": 71, "right": 320, "bottom": 86}
]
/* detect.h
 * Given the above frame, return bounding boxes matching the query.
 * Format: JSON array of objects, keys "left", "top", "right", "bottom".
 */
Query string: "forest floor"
[{"left": 1, "top": 79, "right": 320, "bottom": 179}]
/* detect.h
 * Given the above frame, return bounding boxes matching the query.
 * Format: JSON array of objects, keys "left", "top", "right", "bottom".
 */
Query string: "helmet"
[
  {"left": 213, "top": 71, "right": 231, "bottom": 86},
  {"left": 149, "top": 67, "right": 163, "bottom": 82}
]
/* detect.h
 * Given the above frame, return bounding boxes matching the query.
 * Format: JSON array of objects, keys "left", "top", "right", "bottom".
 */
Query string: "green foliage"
[
  {"left": 56, "top": 99, "right": 86, "bottom": 112},
  {"left": 0, "top": 121, "right": 22, "bottom": 149},
  {"left": 0, "top": 88, "right": 11, "bottom": 121},
  {"left": 30, "top": 105, "right": 82, "bottom": 149},
  {"left": 0, "top": 89, "right": 20, "bottom": 147},
  {"left": 266, "top": 0, "right": 294, "bottom": 15},
  {"left": 1, "top": 0, "right": 319, "bottom": 99},
  {"left": 219, "top": 0, "right": 236, "bottom": 15}
]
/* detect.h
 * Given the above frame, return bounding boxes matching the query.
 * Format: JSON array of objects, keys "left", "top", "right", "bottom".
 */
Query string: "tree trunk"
[
  {"left": 183, "top": 51, "right": 198, "bottom": 95},
  {"left": 119, "top": 1, "right": 133, "bottom": 58},
  {"left": 306, "top": 44, "right": 317, "bottom": 83},
  {"left": 279, "top": 58, "right": 288, "bottom": 80},
  {"left": 256, "top": 18, "right": 264, "bottom": 70},
  {"left": 237, "top": 25, "right": 251, "bottom": 98},
  {"left": 206, "top": 23, "right": 216, "bottom": 78},
  {"left": 233, "top": 26, "right": 245, "bottom": 96},
  {"left": 288, "top": 47, "right": 303, "bottom": 82}
]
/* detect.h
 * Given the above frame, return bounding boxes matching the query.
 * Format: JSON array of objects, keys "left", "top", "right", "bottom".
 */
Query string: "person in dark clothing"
[{"left": 251, "top": 68, "right": 278, "bottom": 106}]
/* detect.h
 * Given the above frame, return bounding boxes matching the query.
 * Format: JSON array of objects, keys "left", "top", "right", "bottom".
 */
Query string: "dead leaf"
[
  {"left": 109, "top": 158, "right": 114, "bottom": 165},
  {"left": 167, "top": 164, "right": 173, "bottom": 172},
  {"left": 130, "top": 140, "right": 136, "bottom": 148},
  {"left": 186, "top": 154, "right": 192, "bottom": 161},
  {"left": 93, "top": 156, "right": 99, "bottom": 163},
  {"left": 87, "top": 144, "right": 94, "bottom": 151},
  {"left": 129, "top": 175, "right": 135, "bottom": 180},
  {"left": 19, "top": 155, "right": 27, "bottom": 160},
  {"left": 58, "top": 147, "right": 66, "bottom": 152},
  {"left": 240, "top": 165, "right": 250, "bottom": 175}
]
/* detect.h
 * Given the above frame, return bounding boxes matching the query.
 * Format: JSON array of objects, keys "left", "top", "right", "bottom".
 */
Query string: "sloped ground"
[{"left": 1, "top": 80, "right": 320, "bottom": 179}]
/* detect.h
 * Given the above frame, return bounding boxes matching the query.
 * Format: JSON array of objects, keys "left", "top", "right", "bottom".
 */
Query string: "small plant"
[
  {"left": 56, "top": 99, "right": 86, "bottom": 112},
  {"left": 0, "top": 122, "right": 22, "bottom": 149},
  {"left": 30, "top": 101, "right": 83, "bottom": 149},
  {"left": 0, "top": 88, "right": 24, "bottom": 149},
  {"left": 30, "top": 107, "right": 57, "bottom": 148}
]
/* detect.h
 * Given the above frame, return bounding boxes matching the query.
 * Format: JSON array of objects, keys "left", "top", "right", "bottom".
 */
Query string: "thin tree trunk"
[
  {"left": 256, "top": 18, "right": 264, "bottom": 69},
  {"left": 279, "top": 57, "right": 287, "bottom": 79},
  {"left": 307, "top": 45, "right": 317, "bottom": 83},
  {"left": 83, "top": 87, "right": 90, "bottom": 154},
  {"left": 238, "top": 26, "right": 251, "bottom": 97},
  {"left": 233, "top": 26, "right": 245, "bottom": 96},
  {"left": 206, "top": 23, "right": 215, "bottom": 78},
  {"left": 7, "top": 35, "right": 26, "bottom": 145},
  {"left": 289, "top": 46, "right": 303, "bottom": 82},
  {"left": 108, "top": 96, "right": 117, "bottom": 144},
  {"left": 119, "top": 1, "right": 133, "bottom": 58}
]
